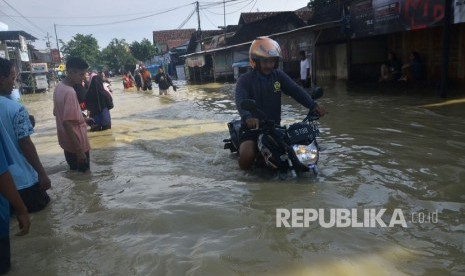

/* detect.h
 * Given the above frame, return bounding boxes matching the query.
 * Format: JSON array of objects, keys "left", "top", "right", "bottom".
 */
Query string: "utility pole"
[
  {"left": 196, "top": 1, "right": 201, "bottom": 32},
  {"left": 45, "top": 32, "right": 52, "bottom": 61},
  {"left": 223, "top": 0, "right": 226, "bottom": 39},
  {"left": 195, "top": 1, "right": 203, "bottom": 51},
  {"left": 45, "top": 32, "right": 52, "bottom": 49},
  {"left": 54, "top": 24, "right": 61, "bottom": 63}
]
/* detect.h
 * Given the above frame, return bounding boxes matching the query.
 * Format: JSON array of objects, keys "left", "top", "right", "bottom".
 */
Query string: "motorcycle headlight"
[{"left": 293, "top": 141, "right": 318, "bottom": 165}]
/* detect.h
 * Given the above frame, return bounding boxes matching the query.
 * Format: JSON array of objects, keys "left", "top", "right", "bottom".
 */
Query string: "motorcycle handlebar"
[
  {"left": 304, "top": 111, "right": 320, "bottom": 122},
  {"left": 242, "top": 119, "right": 276, "bottom": 132},
  {"left": 244, "top": 112, "right": 320, "bottom": 131}
]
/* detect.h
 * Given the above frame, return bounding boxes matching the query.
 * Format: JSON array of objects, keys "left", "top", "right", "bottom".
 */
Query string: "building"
[
  {"left": 308, "top": 0, "right": 465, "bottom": 92},
  {"left": 152, "top": 29, "right": 196, "bottom": 78},
  {"left": 184, "top": 11, "right": 308, "bottom": 82},
  {"left": 181, "top": 1, "right": 465, "bottom": 93},
  {"left": 0, "top": 30, "right": 48, "bottom": 93}
]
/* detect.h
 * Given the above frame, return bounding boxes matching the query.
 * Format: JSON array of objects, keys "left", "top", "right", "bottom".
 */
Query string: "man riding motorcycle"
[{"left": 235, "top": 37, "right": 326, "bottom": 170}]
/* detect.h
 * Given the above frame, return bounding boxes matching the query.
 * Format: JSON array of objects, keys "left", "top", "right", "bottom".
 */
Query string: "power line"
[
  {"left": 3, "top": 0, "right": 250, "bottom": 32},
  {"left": 199, "top": 0, "right": 255, "bottom": 31},
  {"left": 3, "top": 9, "right": 183, "bottom": 20},
  {"left": 3, "top": 0, "right": 265, "bottom": 49},
  {"left": 248, "top": 0, "right": 258, "bottom": 12},
  {"left": 200, "top": 8, "right": 218, "bottom": 28},
  {"left": 1, "top": 0, "right": 48, "bottom": 35},
  {"left": 178, "top": 6, "right": 198, "bottom": 29},
  {"left": 200, "top": 0, "right": 249, "bottom": 9},
  {"left": 56, "top": 4, "right": 193, "bottom": 27},
  {"left": 202, "top": 0, "right": 254, "bottom": 16},
  {"left": 3, "top": 0, "right": 245, "bottom": 20},
  {"left": 0, "top": 9, "right": 35, "bottom": 34}
]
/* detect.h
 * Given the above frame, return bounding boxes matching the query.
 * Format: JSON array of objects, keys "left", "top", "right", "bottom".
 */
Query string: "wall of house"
[
  {"left": 315, "top": 43, "right": 337, "bottom": 82},
  {"left": 212, "top": 52, "right": 234, "bottom": 81},
  {"left": 336, "top": 44, "right": 348, "bottom": 79},
  {"left": 315, "top": 23, "right": 465, "bottom": 88},
  {"left": 315, "top": 41, "right": 349, "bottom": 81},
  {"left": 232, "top": 47, "right": 249, "bottom": 63},
  {"left": 275, "top": 32, "right": 313, "bottom": 81},
  {"left": 388, "top": 24, "right": 465, "bottom": 87},
  {"left": 349, "top": 38, "right": 387, "bottom": 81}
]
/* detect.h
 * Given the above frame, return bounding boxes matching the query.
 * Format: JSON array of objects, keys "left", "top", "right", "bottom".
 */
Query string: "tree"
[
  {"left": 130, "top": 38, "right": 157, "bottom": 62},
  {"left": 61, "top": 34, "right": 101, "bottom": 68},
  {"left": 101, "top": 38, "right": 137, "bottom": 74}
]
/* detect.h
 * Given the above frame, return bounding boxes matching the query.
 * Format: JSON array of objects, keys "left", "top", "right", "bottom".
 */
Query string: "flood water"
[{"left": 8, "top": 79, "right": 465, "bottom": 276}]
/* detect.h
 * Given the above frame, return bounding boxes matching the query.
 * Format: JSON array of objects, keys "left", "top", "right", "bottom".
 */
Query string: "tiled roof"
[
  {"left": 167, "top": 39, "right": 189, "bottom": 50},
  {"left": 153, "top": 29, "right": 195, "bottom": 44},
  {"left": 153, "top": 29, "right": 196, "bottom": 49}
]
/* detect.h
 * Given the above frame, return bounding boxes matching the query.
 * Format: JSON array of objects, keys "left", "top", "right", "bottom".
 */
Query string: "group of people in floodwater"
[
  {"left": 122, "top": 67, "right": 151, "bottom": 91},
  {"left": 74, "top": 71, "right": 114, "bottom": 132},
  {"left": 73, "top": 65, "right": 178, "bottom": 132},
  {"left": 122, "top": 66, "right": 176, "bottom": 95},
  {"left": 379, "top": 50, "right": 425, "bottom": 84}
]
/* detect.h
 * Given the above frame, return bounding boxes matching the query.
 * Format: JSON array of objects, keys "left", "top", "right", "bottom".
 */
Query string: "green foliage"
[
  {"left": 101, "top": 38, "right": 137, "bottom": 73},
  {"left": 60, "top": 35, "right": 156, "bottom": 73},
  {"left": 129, "top": 38, "right": 157, "bottom": 62},
  {"left": 61, "top": 34, "right": 101, "bottom": 68}
]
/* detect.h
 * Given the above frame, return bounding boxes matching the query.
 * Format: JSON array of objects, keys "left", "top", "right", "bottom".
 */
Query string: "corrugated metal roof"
[
  {"left": 0, "top": 30, "right": 37, "bottom": 41},
  {"left": 228, "top": 12, "right": 306, "bottom": 45},
  {"left": 239, "top": 9, "right": 313, "bottom": 25}
]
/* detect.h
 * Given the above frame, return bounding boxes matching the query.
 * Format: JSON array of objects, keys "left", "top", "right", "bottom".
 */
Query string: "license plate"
[{"left": 287, "top": 123, "right": 312, "bottom": 144}]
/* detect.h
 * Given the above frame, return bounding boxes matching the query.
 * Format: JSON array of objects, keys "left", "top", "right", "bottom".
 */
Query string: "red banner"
[
  {"left": 51, "top": 49, "right": 60, "bottom": 63},
  {"left": 350, "top": 0, "right": 450, "bottom": 38}
]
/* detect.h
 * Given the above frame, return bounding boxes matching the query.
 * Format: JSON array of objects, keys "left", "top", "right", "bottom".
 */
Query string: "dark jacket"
[
  {"left": 85, "top": 76, "right": 113, "bottom": 114},
  {"left": 134, "top": 74, "right": 142, "bottom": 87},
  {"left": 73, "top": 81, "right": 88, "bottom": 104},
  {"left": 235, "top": 69, "right": 317, "bottom": 124},
  {"left": 154, "top": 73, "right": 173, "bottom": 90}
]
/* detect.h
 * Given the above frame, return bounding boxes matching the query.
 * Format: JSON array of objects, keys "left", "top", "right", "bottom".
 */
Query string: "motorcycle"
[{"left": 223, "top": 87, "right": 324, "bottom": 179}]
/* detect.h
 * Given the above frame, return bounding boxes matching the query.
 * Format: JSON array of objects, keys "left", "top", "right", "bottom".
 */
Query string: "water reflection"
[{"left": 9, "top": 79, "right": 465, "bottom": 275}]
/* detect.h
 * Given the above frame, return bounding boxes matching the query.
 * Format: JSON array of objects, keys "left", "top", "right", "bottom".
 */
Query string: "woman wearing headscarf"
[{"left": 85, "top": 73, "right": 113, "bottom": 131}]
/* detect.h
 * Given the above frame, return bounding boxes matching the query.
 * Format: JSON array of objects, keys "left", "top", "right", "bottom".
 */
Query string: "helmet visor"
[{"left": 257, "top": 57, "right": 278, "bottom": 66}]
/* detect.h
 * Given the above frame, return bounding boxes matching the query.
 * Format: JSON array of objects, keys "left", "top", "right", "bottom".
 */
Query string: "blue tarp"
[
  {"left": 232, "top": 60, "right": 250, "bottom": 68},
  {"left": 146, "top": 64, "right": 161, "bottom": 76}
]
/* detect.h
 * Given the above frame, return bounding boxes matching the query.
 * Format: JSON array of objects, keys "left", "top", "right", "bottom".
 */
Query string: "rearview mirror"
[{"left": 241, "top": 99, "right": 257, "bottom": 111}]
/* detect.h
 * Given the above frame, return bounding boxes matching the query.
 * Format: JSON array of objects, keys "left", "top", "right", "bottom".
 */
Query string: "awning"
[{"left": 0, "top": 31, "right": 37, "bottom": 41}]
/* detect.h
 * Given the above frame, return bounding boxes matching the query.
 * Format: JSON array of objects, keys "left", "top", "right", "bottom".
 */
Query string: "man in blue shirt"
[
  {"left": 0, "top": 120, "right": 30, "bottom": 274},
  {"left": 0, "top": 58, "right": 51, "bottom": 213},
  {"left": 235, "top": 37, "right": 326, "bottom": 170}
]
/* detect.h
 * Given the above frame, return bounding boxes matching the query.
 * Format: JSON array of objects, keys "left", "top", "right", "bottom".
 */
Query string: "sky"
[{"left": 0, "top": 0, "right": 310, "bottom": 50}]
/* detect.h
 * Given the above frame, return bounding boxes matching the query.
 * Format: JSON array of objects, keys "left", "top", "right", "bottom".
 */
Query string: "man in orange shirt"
[{"left": 140, "top": 66, "right": 152, "bottom": 91}]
